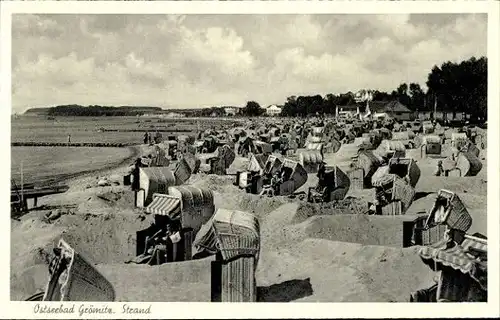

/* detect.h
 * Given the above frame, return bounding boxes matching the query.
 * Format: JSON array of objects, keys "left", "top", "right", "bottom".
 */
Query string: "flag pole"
[
  {"left": 434, "top": 94, "right": 437, "bottom": 116},
  {"left": 20, "top": 160, "right": 24, "bottom": 208}
]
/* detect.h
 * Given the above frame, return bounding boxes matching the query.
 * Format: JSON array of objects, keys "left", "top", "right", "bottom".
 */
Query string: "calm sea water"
[
  {"left": 11, "top": 116, "right": 146, "bottom": 144},
  {"left": 10, "top": 117, "right": 142, "bottom": 186},
  {"left": 10, "top": 115, "right": 220, "bottom": 186},
  {"left": 11, "top": 146, "right": 134, "bottom": 186}
]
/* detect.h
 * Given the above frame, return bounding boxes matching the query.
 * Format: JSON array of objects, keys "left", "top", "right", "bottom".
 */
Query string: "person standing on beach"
[
  {"left": 67, "top": 134, "right": 71, "bottom": 146},
  {"left": 154, "top": 130, "right": 162, "bottom": 144},
  {"left": 434, "top": 160, "right": 444, "bottom": 176},
  {"left": 144, "top": 132, "right": 149, "bottom": 144},
  {"left": 132, "top": 158, "right": 141, "bottom": 191}
]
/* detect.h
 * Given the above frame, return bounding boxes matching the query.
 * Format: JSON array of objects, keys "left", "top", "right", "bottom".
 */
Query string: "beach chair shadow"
[{"left": 257, "top": 277, "right": 313, "bottom": 302}]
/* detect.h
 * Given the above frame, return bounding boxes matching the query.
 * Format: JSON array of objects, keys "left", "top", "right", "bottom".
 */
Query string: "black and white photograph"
[{"left": 2, "top": 0, "right": 499, "bottom": 318}]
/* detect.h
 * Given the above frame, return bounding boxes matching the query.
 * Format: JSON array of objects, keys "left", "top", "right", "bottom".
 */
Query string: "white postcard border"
[{"left": 1, "top": 1, "right": 498, "bottom": 319}]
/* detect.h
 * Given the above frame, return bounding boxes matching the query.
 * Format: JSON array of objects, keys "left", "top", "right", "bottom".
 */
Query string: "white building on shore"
[
  {"left": 265, "top": 105, "right": 282, "bottom": 116},
  {"left": 224, "top": 107, "right": 238, "bottom": 116},
  {"left": 164, "top": 112, "right": 185, "bottom": 118}
]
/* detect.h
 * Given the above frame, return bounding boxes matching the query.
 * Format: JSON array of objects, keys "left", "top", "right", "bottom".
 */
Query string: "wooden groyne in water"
[
  {"left": 11, "top": 142, "right": 136, "bottom": 147},
  {"left": 98, "top": 128, "right": 193, "bottom": 133}
]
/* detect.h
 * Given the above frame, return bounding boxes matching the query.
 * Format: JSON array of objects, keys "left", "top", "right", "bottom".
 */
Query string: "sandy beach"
[{"left": 10, "top": 139, "right": 487, "bottom": 302}]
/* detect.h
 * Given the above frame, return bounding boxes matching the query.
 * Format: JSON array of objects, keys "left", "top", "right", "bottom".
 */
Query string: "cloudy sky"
[{"left": 11, "top": 13, "right": 486, "bottom": 113}]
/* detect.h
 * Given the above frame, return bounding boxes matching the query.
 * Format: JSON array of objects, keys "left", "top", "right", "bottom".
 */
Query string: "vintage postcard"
[{"left": 1, "top": 0, "right": 499, "bottom": 319}]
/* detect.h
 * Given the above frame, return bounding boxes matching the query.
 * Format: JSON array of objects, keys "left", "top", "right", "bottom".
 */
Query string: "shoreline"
[
  {"left": 12, "top": 145, "right": 142, "bottom": 188},
  {"left": 11, "top": 142, "right": 137, "bottom": 147}
]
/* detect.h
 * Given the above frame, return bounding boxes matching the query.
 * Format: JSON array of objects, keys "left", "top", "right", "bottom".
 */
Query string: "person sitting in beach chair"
[
  {"left": 261, "top": 170, "right": 281, "bottom": 197},
  {"left": 270, "top": 171, "right": 283, "bottom": 196},
  {"left": 308, "top": 184, "right": 329, "bottom": 203},
  {"left": 368, "top": 202, "right": 377, "bottom": 215},
  {"left": 373, "top": 185, "right": 391, "bottom": 215},
  {"left": 309, "top": 164, "right": 333, "bottom": 203},
  {"left": 138, "top": 218, "right": 183, "bottom": 265},
  {"left": 144, "top": 228, "right": 167, "bottom": 265},
  {"left": 280, "top": 142, "right": 288, "bottom": 156},
  {"left": 165, "top": 221, "right": 182, "bottom": 262},
  {"left": 317, "top": 161, "right": 326, "bottom": 179},
  {"left": 123, "top": 226, "right": 165, "bottom": 265},
  {"left": 126, "top": 215, "right": 172, "bottom": 265},
  {"left": 244, "top": 171, "right": 260, "bottom": 194}
]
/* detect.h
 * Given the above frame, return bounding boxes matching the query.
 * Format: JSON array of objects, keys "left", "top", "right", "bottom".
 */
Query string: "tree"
[
  {"left": 338, "top": 92, "right": 355, "bottom": 106},
  {"left": 426, "top": 56, "right": 487, "bottom": 119},
  {"left": 323, "top": 94, "right": 338, "bottom": 115},
  {"left": 394, "top": 83, "right": 411, "bottom": 109},
  {"left": 281, "top": 96, "right": 298, "bottom": 117},
  {"left": 397, "top": 83, "right": 408, "bottom": 96},
  {"left": 296, "top": 96, "right": 309, "bottom": 117},
  {"left": 409, "top": 83, "right": 425, "bottom": 110},
  {"left": 262, "top": 56, "right": 487, "bottom": 120},
  {"left": 372, "top": 90, "right": 392, "bottom": 101},
  {"left": 242, "top": 101, "right": 264, "bottom": 117},
  {"left": 46, "top": 105, "right": 162, "bottom": 116}
]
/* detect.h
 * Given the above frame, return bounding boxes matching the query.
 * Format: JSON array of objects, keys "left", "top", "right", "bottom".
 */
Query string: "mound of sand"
[
  {"left": 11, "top": 215, "right": 65, "bottom": 277},
  {"left": 37, "top": 184, "right": 134, "bottom": 207},
  {"left": 260, "top": 200, "right": 426, "bottom": 248},
  {"left": 227, "top": 156, "right": 249, "bottom": 174},
  {"left": 251, "top": 200, "right": 437, "bottom": 302},
  {"left": 11, "top": 264, "right": 49, "bottom": 301},
  {"left": 190, "top": 175, "right": 292, "bottom": 219},
  {"left": 10, "top": 140, "right": 487, "bottom": 302},
  {"left": 75, "top": 188, "right": 137, "bottom": 215},
  {"left": 256, "top": 238, "right": 435, "bottom": 302},
  {"left": 12, "top": 255, "right": 215, "bottom": 302},
  {"left": 415, "top": 176, "right": 487, "bottom": 195},
  {"left": 99, "top": 256, "right": 215, "bottom": 302},
  {"left": 50, "top": 213, "right": 150, "bottom": 265},
  {"left": 76, "top": 195, "right": 116, "bottom": 215},
  {"left": 292, "top": 198, "right": 370, "bottom": 224},
  {"left": 11, "top": 206, "right": 151, "bottom": 300},
  {"left": 190, "top": 174, "right": 235, "bottom": 194},
  {"left": 301, "top": 214, "right": 423, "bottom": 247}
]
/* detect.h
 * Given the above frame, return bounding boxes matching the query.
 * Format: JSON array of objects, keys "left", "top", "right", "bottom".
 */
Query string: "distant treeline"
[
  {"left": 278, "top": 56, "right": 487, "bottom": 119},
  {"left": 24, "top": 104, "right": 230, "bottom": 118},
  {"left": 26, "top": 105, "right": 164, "bottom": 117},
  {"left": 206, "top": 56, "right": 488, "bottom": 120}
]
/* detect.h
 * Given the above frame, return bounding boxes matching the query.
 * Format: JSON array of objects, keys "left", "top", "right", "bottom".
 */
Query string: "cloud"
[
  {"left": 12, "top": 14, "right": 65, "bottom": 38},
  {"left": 174, "top": 26, "right": 257, "bottom": 82},
  {"left": 11, "top": 13, "right": 487, "bottom": 113}
]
